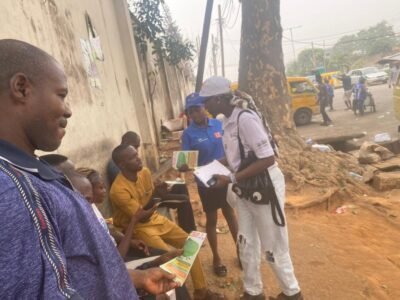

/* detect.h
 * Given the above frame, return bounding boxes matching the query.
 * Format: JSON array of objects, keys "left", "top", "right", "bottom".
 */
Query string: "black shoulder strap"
[
  {"left": 0, "top": 159, "right": 82, "bottom": 299},
  {"left": 236, "top": 110, "right": 252, "bottom": 160},
  {"left": 236, "top": 109, "right": 279, "bottom": 158},
  {"left": 235, "top": 111, "right": 285, "bottom": 227}
]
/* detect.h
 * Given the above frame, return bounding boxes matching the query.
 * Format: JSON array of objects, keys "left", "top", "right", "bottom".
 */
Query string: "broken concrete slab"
[
  {"left": 359, "top": 142, "right": 395, "bottom": 164},
  {"left": 371, "top": 156, "right": 400, "bottom": 171},
  {"left": 373, "top": 171, "right": 400, "bottom": 191},
  {"left": 314, "top": 132, "right": 366, "bottom": 145},
  {"left": 378, "top": 139, "right": 400, "bottom": 155},
  {"left": 362, "top": 165, "right": 378, "bottom": 183}
]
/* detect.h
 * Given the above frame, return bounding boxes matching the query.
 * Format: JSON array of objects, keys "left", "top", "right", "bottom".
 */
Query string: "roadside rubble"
[{"left": 303, "top": 135, "right": 400, "bottom": 192}]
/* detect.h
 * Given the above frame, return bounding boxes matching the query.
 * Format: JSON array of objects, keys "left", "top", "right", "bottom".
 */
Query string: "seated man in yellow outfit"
[{"left": 110, "top": 144, "right": 224, "bottom": 300}]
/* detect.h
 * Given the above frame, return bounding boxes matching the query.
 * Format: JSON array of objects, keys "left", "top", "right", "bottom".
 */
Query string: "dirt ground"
[
  {"left": 158, "top": 167, "right": 400, "bottom": 300},
  {"left": 182, "top": 177, "right": 400, "bottom": 300},
  {"left": 159, "top": 84, "right": 400, "bottom": 299}
]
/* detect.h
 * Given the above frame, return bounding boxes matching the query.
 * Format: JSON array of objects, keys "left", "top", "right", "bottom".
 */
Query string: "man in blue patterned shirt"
[{"left": 0, "top": 39, "right": 177, "bottom": 299}]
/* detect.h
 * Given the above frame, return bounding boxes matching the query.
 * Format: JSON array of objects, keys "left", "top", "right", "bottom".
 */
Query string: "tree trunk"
[
  {"left": 238, "top": 0, "right": 368, "bottom": 197},
  {"left": 239, "top": 0, "right": 306, "bottom": 176},
  {"left": 239, "top": 0, "right": 292, "bottom": 135}
]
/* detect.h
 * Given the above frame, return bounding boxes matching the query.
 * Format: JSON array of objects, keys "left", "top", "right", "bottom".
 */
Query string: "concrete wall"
[
  {"left": 0, "top": 0, "right": 194, "bottom": 215},
  {"left": 0, "top": 0, "right": 158, "bottom": 172},
  {"left": 136, "top": 39, "right": 194, "bottom": 143}
]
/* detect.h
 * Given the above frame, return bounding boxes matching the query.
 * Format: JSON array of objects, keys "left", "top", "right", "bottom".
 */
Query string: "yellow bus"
[
  {"left": 231, "top": 77, "right": 319, "bottom": 126},
  {"left": 321, "top": 71, "right": 342, "bottom": 89}
]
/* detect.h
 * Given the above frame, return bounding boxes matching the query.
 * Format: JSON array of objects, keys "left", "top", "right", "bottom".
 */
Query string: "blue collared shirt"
[
  {"left": 0, "top": 140, "right": 138, "bottom": 299},
  {"left": 182, "top": 118, "right": 225, "bottom": 166}
]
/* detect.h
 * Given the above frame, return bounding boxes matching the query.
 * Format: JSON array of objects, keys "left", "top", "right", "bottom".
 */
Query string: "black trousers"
[
  {"left": 164, "top": 184, "right": 197, "bottom": 233},
  {"left": 320, "top": 101, "right": 331, "bottom": 123}
]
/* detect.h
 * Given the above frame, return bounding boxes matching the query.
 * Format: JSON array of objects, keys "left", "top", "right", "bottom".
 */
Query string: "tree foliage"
[
  {"left": 287, "top": 48, "right": 325, "bottom": 76},
  {"left": 287, "top": 21, "right": 399, "bottom": 75},
  {"left": 128, "top": 0, "right": 194, "bottom": 66}
]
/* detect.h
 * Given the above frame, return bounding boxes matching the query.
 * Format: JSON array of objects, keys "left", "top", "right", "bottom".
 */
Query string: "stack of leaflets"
[
  {"left": 160, "top": 231, "right": 207, "bottom": 285},
  {"left": 172, "top": 151, "right": 199, "bottom": 170},
  {"left": 193, "top": 160, "right": 231, "bottom": 187}
]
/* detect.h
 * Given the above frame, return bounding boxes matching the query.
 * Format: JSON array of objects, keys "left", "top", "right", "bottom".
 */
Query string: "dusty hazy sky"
[{"left": 165, "top": 0, "right": 400, "bottom": 81}]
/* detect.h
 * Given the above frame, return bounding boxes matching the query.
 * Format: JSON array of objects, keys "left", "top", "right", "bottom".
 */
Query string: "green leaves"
[
  {"left": 287, "top": 21, "right": 399, "bottom": 75},
  {"left": 129, "top": 0, "right": 194, "bottom": 66}
]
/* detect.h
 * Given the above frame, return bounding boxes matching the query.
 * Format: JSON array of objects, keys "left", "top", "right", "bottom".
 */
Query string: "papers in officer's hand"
[{"left": 193, "top": 160, "right": 231, "bottom": 187}]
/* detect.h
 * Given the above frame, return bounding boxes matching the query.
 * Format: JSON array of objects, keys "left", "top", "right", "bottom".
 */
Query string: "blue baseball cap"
[{"left": 185, "top": 92, "right": 205, "bottom": 110}]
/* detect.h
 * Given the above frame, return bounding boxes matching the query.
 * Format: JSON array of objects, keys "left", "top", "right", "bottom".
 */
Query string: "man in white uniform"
[{"left": 199, "top": 76, "right": 303, "bottom": 300}]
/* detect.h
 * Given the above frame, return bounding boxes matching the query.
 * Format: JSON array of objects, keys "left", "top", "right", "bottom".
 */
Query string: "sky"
[{"left": 165, "top": 0, "right": 400, "bottom": 81}]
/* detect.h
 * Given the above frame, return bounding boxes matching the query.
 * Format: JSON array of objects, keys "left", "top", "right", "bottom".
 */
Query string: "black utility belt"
[
  {"left": 231, "top": 184, "right": 286, "bottom": 227},
  {"left": 232, "top": 184, "right": 271, "bottom": 204}
]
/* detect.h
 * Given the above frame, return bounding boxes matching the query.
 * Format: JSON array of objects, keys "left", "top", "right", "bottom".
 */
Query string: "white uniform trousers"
[{"left": 236, "top": 164, "right": 300, "bottom": 296}]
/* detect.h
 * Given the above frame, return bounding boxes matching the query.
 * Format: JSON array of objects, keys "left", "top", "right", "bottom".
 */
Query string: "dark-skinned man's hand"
[
  {"left": 138, "top": 205, "right": 159, "bottom": 222},
  {"left": 151, "top": 249, "right": 183, "bottom": 266},
  {"left": 132, "top": 207, "right": 149, "bottom": 223},
  {"left": 130, "top": 239, "right": 150, "bottom": 256},
  {"left": 154, "top": 180, "right": 169, "bottom": 198},
  {"left": 129, "top": 268, "right": 179, "bottom": 295},
  {"left": 211, "top": 174, "right": 231, "bottom": 189}
]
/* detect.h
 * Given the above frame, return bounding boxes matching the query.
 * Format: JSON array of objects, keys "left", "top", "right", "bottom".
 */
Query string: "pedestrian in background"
[
  {"left": 352, "top": 77, "right": 368, "bottom": 116},
  {"left": 338, "top": 72, "right": 353, "bottom": 109},
  {"left": 316, "top": 74, "right": 332, "bottom": 126},
  {"left": 389, "top": 64, "right": 399, "bottom": 88},
  {"left": 325, "top": 77, "right": 334, "bottom": 111}
]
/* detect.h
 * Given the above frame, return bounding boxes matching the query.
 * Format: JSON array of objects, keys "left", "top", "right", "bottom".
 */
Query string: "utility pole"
[
  {"left": 322, "top": 40, "right": 326, "bottom": 70},
  {"left": 284, "top": 25, "right": 301, "bottom": 73},
  {"left": 311, "top": 41, "right": 316, "bottom": 68},
  {"left": 211, "top": 34, "right": 218, "bottom": 76},
  {"left": 289, "top": 28, "right": 296, "bottom": 62},
  {"left": 196, "top": 0, "right": 214, "bottom": 92},
  {"left": 217, "top": 4, "right": 225, "bottom": 77}
]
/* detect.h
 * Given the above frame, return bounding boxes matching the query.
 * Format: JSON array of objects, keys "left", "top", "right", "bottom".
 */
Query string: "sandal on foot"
[{"left": 213, "top": 264, "right": 227, "bottom": 277}]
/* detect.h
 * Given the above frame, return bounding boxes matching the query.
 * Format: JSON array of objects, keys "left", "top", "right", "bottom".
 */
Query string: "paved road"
[{"left": 296, "top": 84, "right": 399, "bottom": 144}]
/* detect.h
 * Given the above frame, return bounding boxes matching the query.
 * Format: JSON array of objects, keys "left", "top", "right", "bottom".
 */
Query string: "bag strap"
[
  {"left": 0, "top": 159, "right": 82, "bottom": 299},
  {"left": 235, "top": 110, "right": 286, "bottom": 227},
  {"left": 267, "top": 180, "right": 286, "bottom": 227},
  {"left": 236, "top": 110, "right": 250, "bottom": 160},
  {"left": 236, "top": 109, "right": 278, "bottom": 158}
]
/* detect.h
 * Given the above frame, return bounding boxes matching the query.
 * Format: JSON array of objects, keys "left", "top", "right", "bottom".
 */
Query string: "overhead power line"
[
  {"left": 283, "top": 32, "right": 400, "bottom": 48},
  {"left": 224, "top": 1, "right": 241, "bottom": 29}
]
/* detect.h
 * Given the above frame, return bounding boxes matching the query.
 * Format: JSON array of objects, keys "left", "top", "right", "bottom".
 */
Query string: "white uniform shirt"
[{"left": 221, "top": 107, "right": 274, "bottom": 172}]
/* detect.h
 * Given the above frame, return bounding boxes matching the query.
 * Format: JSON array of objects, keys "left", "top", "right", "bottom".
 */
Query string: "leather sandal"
[{"left": 213, "top": 264, "right": 227, "bottom": 277}]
